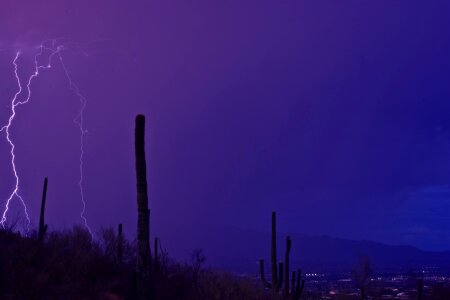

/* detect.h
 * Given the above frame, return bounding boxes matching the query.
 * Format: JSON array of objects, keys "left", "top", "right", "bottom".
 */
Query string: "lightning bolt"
[
  {"left": 0, "top": 51, "right": 31, "bottom": 231},
  {"left": 0, "top": 39, "right": 94, "bottom": 238},
  {"left": 55, "top": 47, "right": 94, "bottom": 238}
]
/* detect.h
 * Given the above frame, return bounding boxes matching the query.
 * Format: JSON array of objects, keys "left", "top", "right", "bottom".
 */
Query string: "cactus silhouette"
[
  {"left": 118, "top": 223, "right": 123, "bottom": 263},
  {"left": 259, "top": 211, "right": 284, "bottom": 292},
  {"left": 154, "top": 237, "right": 159, "bottom": 272},
  {"left": 290, "top": 269, "right": 305, "bottom": 300},
  {"left": 135, "top": 114, "right": 151, "bottom": 300},
  {"left": 284, "top": 236, "right": 291, "bottom": 296},
  {"left": 285, "top": 237, "right": 305, "bottom": 300},
  {"left": 259, "top": 211, "right": 305, "bottom": 299},
  {"left": 38, "top": 177, "right": 48, "bottom": 243}
]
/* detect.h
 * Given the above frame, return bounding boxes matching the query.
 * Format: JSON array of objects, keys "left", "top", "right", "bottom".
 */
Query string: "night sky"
[{"left": 1, "top": 1, "right": 450, "bottom": 253}]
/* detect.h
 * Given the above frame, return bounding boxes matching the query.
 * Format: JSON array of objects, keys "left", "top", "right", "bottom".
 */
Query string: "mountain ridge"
[{"left": 161, "top": 226, "right": 450, "bottom": 273}]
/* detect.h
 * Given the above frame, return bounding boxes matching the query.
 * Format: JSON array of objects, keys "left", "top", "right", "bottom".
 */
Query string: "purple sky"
[{"left": 1, "top": 1, "right": 450, "bottom": 252}]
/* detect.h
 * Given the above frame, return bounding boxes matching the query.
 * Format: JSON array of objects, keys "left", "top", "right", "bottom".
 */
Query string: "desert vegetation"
[{"left": 0, "top": 224, "right": 278, "bottom": 300}]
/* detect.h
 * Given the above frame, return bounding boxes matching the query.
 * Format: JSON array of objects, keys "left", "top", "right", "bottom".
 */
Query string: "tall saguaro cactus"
[
  {"left": 271, "top": 211, "right": 277, "bottom": 284},
  {"left": 135, "top": 114, "right": 151, "bottom": 300},
  {"left": 38, "top": 177, "right": 48, "bottom": 242},
  {"left": 118, "top": 223, "right": 123, "bottom": 263},
  {"left": 260, "top": 211, "right": 284, "bottom": 292}
]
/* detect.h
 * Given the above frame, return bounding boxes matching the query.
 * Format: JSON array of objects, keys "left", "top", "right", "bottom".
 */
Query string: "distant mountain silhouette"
[{"left": 165, "top": 227, "right": 450, "bottom": 274}]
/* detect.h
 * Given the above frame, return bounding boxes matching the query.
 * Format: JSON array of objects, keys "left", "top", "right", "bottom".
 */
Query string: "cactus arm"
[
  {"left": 284, "top": 236, "right": 291, "bottom": 296},
  {"left": 276, "top": 261, "right": 284, "bottom": 291},
  {"left": 293, "top": 269, "right": 305, "bottom": 300},
  {"left": 38, "top": 177, "right": 48, "bottom": 242},
  {"left": 291, "top": 270, "right": 296, "bottom": 295},
  {"left": 271, "top": 211, "right": 277, "bottom": 285},
  {"left": 260, "top": 259, "right": 271, "bottom": 288}
]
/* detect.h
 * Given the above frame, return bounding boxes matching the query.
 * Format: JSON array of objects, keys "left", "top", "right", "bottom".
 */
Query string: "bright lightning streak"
[
  {"left": 0, "top": 52, "right": 31, "bottom": 231},
  {"left": 1, "top": 40, "right": 94, "bottom": 238}
]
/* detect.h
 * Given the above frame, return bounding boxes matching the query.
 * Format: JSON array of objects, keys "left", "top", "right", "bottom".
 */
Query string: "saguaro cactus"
[
  {"left": 135, "top": 114, "right": 151, "bottom": 300},
  {"left": 286, "top": 237, "right": 305, "bottom": 300},
  {"left": 260, "top": 212, "right": 305, "bottom": 299},
  {"left": 291, "top": 269, "right": 305, "bottom": 300},
  {"left": 38, "top": 177, "right": 48, "bottom": 242},
  {"left": 271, "top": 211, "right": 277, "bottom": 284},
  {"left": 284, "top": 236, "right": 291, "bottom": 296},
  {"left": 154, "top": 237, "right": 159, "bottom": 272},
  {"left": 260, "top": 211, "right": 284, "bottom": 292},
  {"left": 118, "top": 223, "right": 123, "bottom": 263}
]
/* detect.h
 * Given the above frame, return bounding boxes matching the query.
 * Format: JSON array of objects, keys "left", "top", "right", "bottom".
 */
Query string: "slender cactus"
[
  {"left": 277, "top": 262, "right": 284, "bottom": 291},
  {"left": 271, "top": 211, "right": 277, "bottom": 284},
  {"left": 260, "top": 259, "right": 269, "bottom": 287},
  {"left": 135, "top": 114, "right": 151, "bottom": 300},
  {"left": 284, "top": 236, "right": 291, "bottom": 297},
  {"left": 259, "top": 211, "right": 284, "bottom": 293},
  {"left": 291, "top": 269, "right": 305, "bottom": 300},
  {"left": 38, "top": 177, "right": 48, "bottom": 242},
  {"left": 154, "top": 237, "right": 159, "bottom": 272},
  {"left": 286, "top": 239, "right": 305, "bottom": 299},
  {"left": 118, "top": 223, "right": 123, "bottom": 263},
  {"left": 291, "top": 270, "right": 296, "bottom": 295}
]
